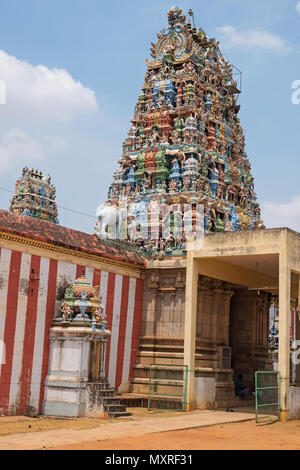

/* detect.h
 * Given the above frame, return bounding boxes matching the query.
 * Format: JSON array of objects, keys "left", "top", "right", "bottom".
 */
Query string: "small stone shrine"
[{"left": 43, "top": 271, "right": 130, "bottom": 418}]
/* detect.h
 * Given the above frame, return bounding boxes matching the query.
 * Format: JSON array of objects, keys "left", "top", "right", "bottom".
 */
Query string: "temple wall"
[
  {"left": 0, "top": 244, "right": 144, "bottom": 416},
  {"left": 131, "top": 265, "right": 271, "bottom": 407}
]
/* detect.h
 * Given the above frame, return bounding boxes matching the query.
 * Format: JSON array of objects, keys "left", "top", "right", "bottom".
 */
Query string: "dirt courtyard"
[
  {"left": 54, "top": 420, "right": 300, "bottom": 451},
  {"left": 0, "top": 410, "right": 299, "bottom": 450}
]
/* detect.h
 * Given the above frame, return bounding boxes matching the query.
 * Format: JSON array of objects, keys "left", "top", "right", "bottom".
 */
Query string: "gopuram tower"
[
  {"left": 105, "top": 6, "right": 263, "bottom": 253},
  {"left": 10, "top": 167, "right": 59, "bottom": 224}
]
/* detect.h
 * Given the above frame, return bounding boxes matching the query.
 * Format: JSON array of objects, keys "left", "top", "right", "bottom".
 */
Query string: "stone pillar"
[
  {"left": 184, "top": 255, "right": 198, "bottom": 410},
  {"left": 212, "top": 287, "right": 233, "bottom": 345},
  {"left": 296, "top": 278, "right": 300, "bottom": 385},
  {"left": 100, "top": 338, "right": 108, "bottom": 379},
  {"left": 223, "top": 290, "right": 234, "bottom": 346},
  {"left": 196, "top": 288, "right": 206, "bottom": 338},
  {"left": 278, "top": 252, "right": 291, "bottom": 421},
  {"left": 289, "top": 277, "right": 300, "bottom": 419},
  {"left": 141, "top": 271, "right": 159, "bottom": 337}
]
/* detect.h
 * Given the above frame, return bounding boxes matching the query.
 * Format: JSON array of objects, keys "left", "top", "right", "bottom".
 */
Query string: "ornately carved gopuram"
[{"left": 106, "top": 6, "right": 263, "bottom": 253}]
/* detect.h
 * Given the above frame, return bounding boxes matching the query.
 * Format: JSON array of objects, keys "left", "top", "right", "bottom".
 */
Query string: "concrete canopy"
[{"left": 184, "top": 228, "right": 300, "bottom": 420}]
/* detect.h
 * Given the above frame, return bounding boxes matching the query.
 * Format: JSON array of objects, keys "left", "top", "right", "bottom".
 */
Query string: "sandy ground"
[
  {"left": 1, "top": 408, "right": 299, "bottom": 450},
  {"left": 53, "top": 420, "right": 300, "bottom": 451},
  {"left": 0, "top": 408, "right": 201, "bottom": 436}
]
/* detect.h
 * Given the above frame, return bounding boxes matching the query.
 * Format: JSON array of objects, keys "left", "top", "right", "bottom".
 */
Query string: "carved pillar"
[
  {"left": 142, "top": 270, "right": 159, "bottom": 337},
  {"left": 211, "top": 287, "right": 220, "bottom": 344},
  {"left": 100, "top": 338, "right": 108, "bottom": 379},
  {"left": 196, "top": 288, "right": 206, "bottom": 338},
  {"left": 220, "top": 289, "right": 234, "bottom": 346}
]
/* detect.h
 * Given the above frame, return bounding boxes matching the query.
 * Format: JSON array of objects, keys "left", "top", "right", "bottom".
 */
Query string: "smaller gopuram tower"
[{"left": 10, "top": 167, "right": 59, "bottom": 224}]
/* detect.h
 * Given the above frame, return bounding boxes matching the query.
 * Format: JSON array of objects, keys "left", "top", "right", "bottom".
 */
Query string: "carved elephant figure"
[{"left": 95, "top": 205, "right": 123, "bottom": 240}]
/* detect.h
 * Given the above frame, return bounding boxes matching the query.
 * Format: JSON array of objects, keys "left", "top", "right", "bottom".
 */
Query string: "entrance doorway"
[{"left": 89, "top": 341, "right": 101, "bottom": 381}]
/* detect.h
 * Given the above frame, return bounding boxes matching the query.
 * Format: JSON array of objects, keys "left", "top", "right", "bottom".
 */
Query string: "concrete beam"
[{"left": 195, "top": 258, "right": 279, "bottom": 293}]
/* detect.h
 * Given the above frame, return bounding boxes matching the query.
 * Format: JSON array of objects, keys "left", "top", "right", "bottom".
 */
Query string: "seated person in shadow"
[{"left": 234, "top": 374, "right": 250, "bottom": 398}]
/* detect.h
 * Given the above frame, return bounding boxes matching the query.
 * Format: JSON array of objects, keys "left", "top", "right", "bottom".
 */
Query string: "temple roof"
[{"left": 0, "top": 209, "right": 145, "bottom": 267}]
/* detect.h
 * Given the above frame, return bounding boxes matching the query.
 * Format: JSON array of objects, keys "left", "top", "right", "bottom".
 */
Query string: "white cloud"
[
  {"left": 43, "top": 136, "right": 68, "bottom": 153},
  {"left": 0, "top": 50, "right": 98, "bottom": 121},
  {"left": 0, "top": 129, "right": 46, "bottom": 173},
  {"left": 297, "top": 2, "right": 300, "bottom": 14},
  {"left": 262, "top": 196, "right": 300, "bottom": 232},
  {"left": 216, "top": 26, "right": 290, "bottom": 54}
]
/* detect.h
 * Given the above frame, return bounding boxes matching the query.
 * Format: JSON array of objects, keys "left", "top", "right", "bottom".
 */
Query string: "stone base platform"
[
  {"left": 119, "top": 392, "right": 254, "bottom": 411},
  {"left": 129, "top": 336, "right": 237, "bottom": 409}
]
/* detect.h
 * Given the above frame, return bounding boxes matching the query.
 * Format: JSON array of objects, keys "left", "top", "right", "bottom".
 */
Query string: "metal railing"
[
  {"left": 148, "top": 364, "right": 188, "bottom": 411},
  {"left": 255, "top": 371, "right": 280, "bottom": 424}
]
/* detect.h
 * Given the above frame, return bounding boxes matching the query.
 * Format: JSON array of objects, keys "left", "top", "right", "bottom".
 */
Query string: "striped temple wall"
[{"left": 0, "top": 247, "right": 144, "bottom": 416}]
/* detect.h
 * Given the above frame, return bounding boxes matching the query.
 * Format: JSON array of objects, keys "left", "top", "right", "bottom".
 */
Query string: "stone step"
[
  {"left": 136, "top": 352, "right": 218, "bottom": 367},
  {"left": 148, "top": 399, "right": 184, "bottom": 410},
  {"left": 119, "top": 395, "right": 148, "bottom": 408},
  {"left": 137, "top": 340, "right": 217, "bottom": 353},
  {"left": 121, "top": 393, "right": 184, "bottom": 410},
  {"left": 92, "top": 390, "right": 115, "bottom": 398},
  {"left": 130, "top": 377, "right": 185, "bottom": 396},
  {"left": 88, "top": 384, "right": 113, "bottom": 392},
  {"left": 104, "top": 404, "right": 127, "bottom": 413},
  {"left": 93, "top": 397, "right": 121, "bottom": 406},
  {"left": 86, "top": 381, "right": 129, "bottom": 418},
  {"left": 108, "top": 411, "right": 132, "bottom": 418},
  {"left": 216, "top": 396, "right": 255, "bottom": 409},
  {"left": 133, "top": 368, "right": 186, "bottom": 381},
  {"left": 130, "top": 383, "right": 149, "bottom": 395}
]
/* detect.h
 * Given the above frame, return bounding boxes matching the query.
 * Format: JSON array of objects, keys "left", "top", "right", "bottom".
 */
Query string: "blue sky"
[{"left": 0, "top": 0, "right": 300, "bottom": 232}]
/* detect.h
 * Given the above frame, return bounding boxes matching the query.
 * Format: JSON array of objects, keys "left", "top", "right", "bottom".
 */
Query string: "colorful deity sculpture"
[
  {"left": 169, "top": 158, "right": 182, "bottom": 189},
  {"left": 58, "top": 272, "right": 107, "bottom": 331},
  {"left": 10, "top": 167, "right": 59, "bottom": 224},
  {"left": 208, "top": 163, "right": 220, "bottom": 198},
  {"left": 183, "top": 157, "right": 200, "bottom": 190},
  {"left": 229, "top": 204, "right": 240, "bottom": 232},
  {"left": 126, "top": 166, "right": 136, "bottom": 191},
  {"left": 155, "top": 146, "right": 170, "bottom": 186},
  {"left": 103, "top": 7, "right": 264, "bottom": 253},
  {"left": 165, "top": 79, "right": 177, "bottom": 106}
]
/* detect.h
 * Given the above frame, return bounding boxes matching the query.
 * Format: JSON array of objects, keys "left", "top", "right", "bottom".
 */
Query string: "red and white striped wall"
[{"left": 0, "top": 248, "right": 144, "bottom": 415}]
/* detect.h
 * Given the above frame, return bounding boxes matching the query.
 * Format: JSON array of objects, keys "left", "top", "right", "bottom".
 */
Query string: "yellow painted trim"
[{"left": 0, "top": 230, "right": 145, "bottom": 279}]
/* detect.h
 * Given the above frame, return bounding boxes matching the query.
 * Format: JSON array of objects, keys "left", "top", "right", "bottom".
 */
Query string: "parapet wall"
[{"left": 0, "top": 210, "right": 145, "bottom": 416}]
